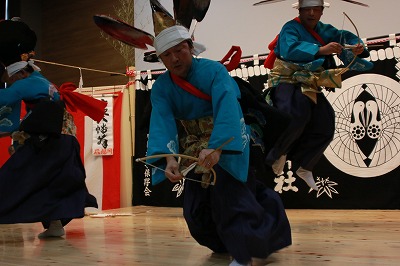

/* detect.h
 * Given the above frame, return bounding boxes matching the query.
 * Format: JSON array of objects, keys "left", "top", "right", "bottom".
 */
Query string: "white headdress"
[
  {"left": 292, "top": 0, "right": 330, "bottom": 9},
  {"left": 153, "top": 25, "right": 206, "bottom": 56},
  {"left": 6, "top": 60, "right": 41, "bottom": 76}
]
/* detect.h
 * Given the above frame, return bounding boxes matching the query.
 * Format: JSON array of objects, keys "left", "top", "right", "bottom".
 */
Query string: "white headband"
[
  {"left": 6, "top": 60, "right": 41, "bottom": 77},
  {"left": 292, "top": 0, "right": 330, "bottom": 8},
  {"left": 153, "top": 25, "right": 206, "bottom": 56}
]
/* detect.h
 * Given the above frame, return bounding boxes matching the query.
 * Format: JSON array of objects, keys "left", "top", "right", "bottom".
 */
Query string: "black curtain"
[{"left": 132, "top": 75, "right": 184, "bottom": 207}]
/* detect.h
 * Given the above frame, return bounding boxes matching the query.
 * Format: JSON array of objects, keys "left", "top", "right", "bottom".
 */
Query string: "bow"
[
  {"left": 336, "top": 12, "right": 360, "bottom": 76},
  {"left": 135, "top": 153, "right": 217, "bottom": 187}
]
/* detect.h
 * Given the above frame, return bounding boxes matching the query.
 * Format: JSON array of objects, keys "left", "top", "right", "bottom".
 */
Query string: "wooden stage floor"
[{"left": 1, "top": 206, "right": 400, "bottom": 265}]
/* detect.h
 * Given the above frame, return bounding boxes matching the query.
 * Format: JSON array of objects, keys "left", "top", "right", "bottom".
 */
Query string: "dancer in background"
[
  {"left": 263, "top": 0, "right": 373, "bottom": 190},
  {"left": 146, "top": 25, "right": 292, "bottom": 266},
  {"left": 0, "top": 18, "right": 105, "bottom": 238}
]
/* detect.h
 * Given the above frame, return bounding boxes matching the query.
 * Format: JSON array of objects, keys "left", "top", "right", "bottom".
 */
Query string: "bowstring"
[
  {"left": 136, "top": 159, "right": 213, "bottom": 186},
  {"left": 338, "top": 12, "right": 347, "bottom": 68}
]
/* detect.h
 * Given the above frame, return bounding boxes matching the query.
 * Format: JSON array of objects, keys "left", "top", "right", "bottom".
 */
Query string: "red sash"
[
  {"left": 170, "top": 74, "right": 211, "bottom": 101},
  {"left": 58, "top": 82, "right": 107, "bottom": 123},
  {"left": 170, "top": 46, "right": 243, "bottom": 101}
]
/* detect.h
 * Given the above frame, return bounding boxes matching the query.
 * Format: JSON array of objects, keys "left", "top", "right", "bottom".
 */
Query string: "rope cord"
[{"left": 33, "top": 59, "right": 127, "bottom": 76}]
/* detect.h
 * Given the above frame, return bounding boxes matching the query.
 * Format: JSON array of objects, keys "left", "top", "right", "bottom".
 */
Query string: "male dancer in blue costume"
[
  {"left": 0, "top": 19, "right": 101, "bottom": 238},
  {"left": 146, "top": 25, "right": 292, "bottom": 266},
  {"left": 265, "top": 0, "right": 373, "bottom": 190}
]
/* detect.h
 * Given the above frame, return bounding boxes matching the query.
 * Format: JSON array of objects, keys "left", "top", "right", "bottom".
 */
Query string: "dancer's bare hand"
[
  {"left": 350, "top": 43, "right": 364, "bottom": 55},
  {"left": 198, "top": 149, "right": 221, "bottom": 169},
  {"left": 318, "top": 42, "right": 343, "bottom": 55},
  {"left": 165, "top": 156, "right": 183, "bottom": 182}
]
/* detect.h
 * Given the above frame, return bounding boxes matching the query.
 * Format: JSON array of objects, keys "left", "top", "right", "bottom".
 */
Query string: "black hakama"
[
  {"left": 265, "top": 83, "right": 335, "bottom": 171},
  {"left": 183, "top": 165, "right": 292, "bottom": 264},
  {"left": 0, "top": 134, "right": 97, "bottom": 227}
]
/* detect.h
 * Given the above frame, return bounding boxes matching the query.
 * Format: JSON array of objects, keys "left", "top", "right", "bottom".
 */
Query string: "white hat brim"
[{"left": 292, "top": 2, "right": 330, "bottom": 8}]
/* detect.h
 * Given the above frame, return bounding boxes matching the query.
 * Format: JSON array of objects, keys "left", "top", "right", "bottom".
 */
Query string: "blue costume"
[
  {"left": 266, "top": 19, "right": 372, "bottom": 172},
  {"left": 0, "top": 71, "right": 60, "bottom": 133},
  {"left": 0, "top": 70, "right": 98, "bottom": 228},
  {"left": 147, "top": 57, "right": 292, "bottom": 263},
  {"left": 148, "top": 57, "right": 250, "bottom": 184},
  {"left": 275, "top": 19, "right": 372, "bottom": 71}
]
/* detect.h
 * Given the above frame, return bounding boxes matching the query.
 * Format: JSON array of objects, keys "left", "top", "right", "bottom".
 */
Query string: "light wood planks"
[{"left": 1, "top": 207, "right": 400, "bottom": 265}]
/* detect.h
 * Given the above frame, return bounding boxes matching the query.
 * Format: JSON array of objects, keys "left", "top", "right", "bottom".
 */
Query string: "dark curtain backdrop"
[{"left": 132, "top": 34, "right": 400, "bottom": 209}]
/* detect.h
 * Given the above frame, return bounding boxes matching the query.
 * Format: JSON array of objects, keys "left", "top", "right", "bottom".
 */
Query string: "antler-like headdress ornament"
[{"left": 93, "top": 0, "right": 211, "bottom": 62}]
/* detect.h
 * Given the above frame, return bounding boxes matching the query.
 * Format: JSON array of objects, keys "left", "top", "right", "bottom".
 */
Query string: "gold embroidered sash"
[{"left": 268, "top": 58, "right": 344, "bottom": 103}]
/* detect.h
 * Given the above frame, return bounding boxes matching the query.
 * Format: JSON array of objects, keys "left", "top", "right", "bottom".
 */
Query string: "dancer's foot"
[
  {"left": 229, "top": 259, "right": 251, "bottom": 266},
  {"left": 271, "top": 154, "right": 287, "bottom": 175},
  {"left": 38, "top": 220, "right": 65, "bottom": 238},
  {"left": 296, "top": 167, "right": 318, "bottom": 191}
]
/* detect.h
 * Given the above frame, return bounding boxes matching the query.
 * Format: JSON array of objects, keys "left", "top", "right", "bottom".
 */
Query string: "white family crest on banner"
[
  {"left": 92, "top": 95, "right": 114, "bottom": 156},
  {"left": 324, "top": 73, "right": 400, "bottom": 178}
]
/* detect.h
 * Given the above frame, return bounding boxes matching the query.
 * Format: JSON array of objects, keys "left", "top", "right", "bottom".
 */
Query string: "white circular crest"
[{"left": 324, "top": 74, "right": 400, "bottom": 178}]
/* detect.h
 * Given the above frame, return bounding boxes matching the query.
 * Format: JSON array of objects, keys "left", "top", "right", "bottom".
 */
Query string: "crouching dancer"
[{"left": 146, "top": 25, "right": 292, "bottom": 266}]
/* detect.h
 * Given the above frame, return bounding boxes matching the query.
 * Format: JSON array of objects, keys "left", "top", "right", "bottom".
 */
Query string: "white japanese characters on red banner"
[{"left": 92, "top": 96, "right": 114, "bottom": 156}]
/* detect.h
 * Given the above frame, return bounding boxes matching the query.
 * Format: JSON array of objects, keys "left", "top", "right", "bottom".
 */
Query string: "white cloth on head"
[
  {"left": 6, "top": 60, "right": 41, "bottom": 77},
  {"left": 292, "top": 0, "right": 330, "bottom": 9},
  {"left": 153, "top": 25, "right": 206, "bottom": 56}
]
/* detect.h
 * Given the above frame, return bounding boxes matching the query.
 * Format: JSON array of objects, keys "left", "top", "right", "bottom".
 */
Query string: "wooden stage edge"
[{"left": 1, "top": 206, "right": 400, "bottom": 265}]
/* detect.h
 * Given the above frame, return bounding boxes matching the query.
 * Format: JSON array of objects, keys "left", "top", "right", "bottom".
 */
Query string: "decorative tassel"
[{"left": 78, "top": 68, "right": 83, "bottom": 93}]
